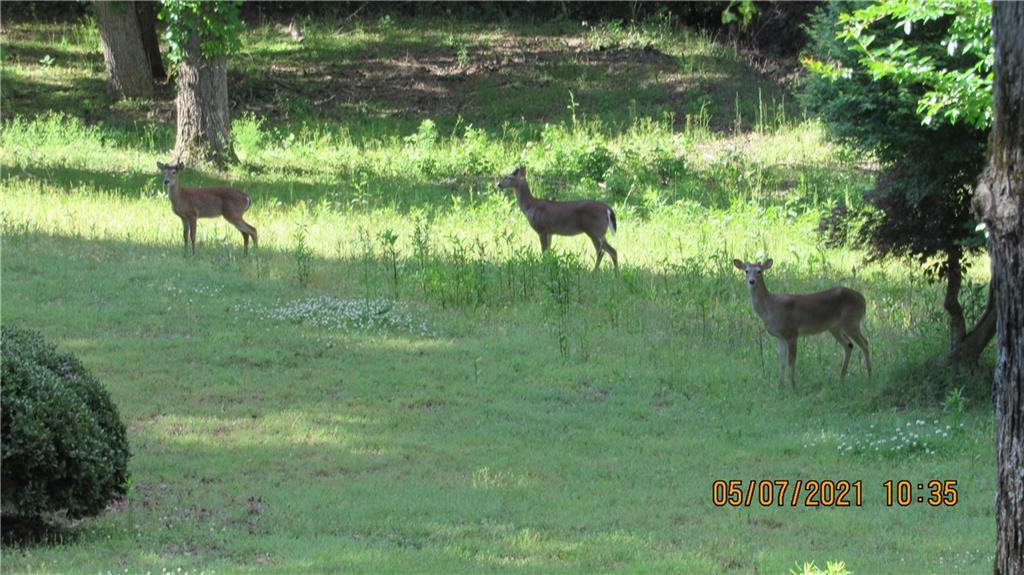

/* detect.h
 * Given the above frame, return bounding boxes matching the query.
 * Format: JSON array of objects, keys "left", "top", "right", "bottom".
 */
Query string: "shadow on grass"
[
  {"left": 0, "top": 69, "right": 115, "bottom": 123},
  {"left": 0, "top": 515, "right": 80, "bottom": 547},
  {"left": 3, "top": 17, "right": 800, "bottom": 141},
  {"left": 0, "top": 226, "right": 993, "bottom": 571},
  {"left": 2, "top": 226, "right": 967, "bottom": 377},
  {"left": 2, "top": 149, "right": 864, "bottom": 218}
]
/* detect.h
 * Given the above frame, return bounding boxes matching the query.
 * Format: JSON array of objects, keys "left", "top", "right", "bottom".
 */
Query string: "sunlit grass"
[{"left": 0, "top": 14, "right": 996, "bottom": 575}]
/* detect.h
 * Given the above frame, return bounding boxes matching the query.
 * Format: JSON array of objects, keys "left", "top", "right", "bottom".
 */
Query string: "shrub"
[
  {"left": 1, "top": 326, "right": 130, "bottom": 521},
  {"left": 801, "top": 3, "right": 991, "bottom": 365},
  {"left": 540, "top": 124, "right": 616, "bottom": 181}
]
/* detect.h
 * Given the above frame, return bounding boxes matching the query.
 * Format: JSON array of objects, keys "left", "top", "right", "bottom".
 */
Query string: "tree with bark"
[
  {"left": 802, "top": 1, "right": 995, "bottom": 366},
  {"left": 814, "top": 1, "right": 1022, "bottom": 568},
  {"left": 161, "top": 1, "right": 243, "bottom": 168},
  {"left": 974, "top": 4, "right": 1024, "bottom": 572},
  {"left": 94, "top": 0, "right": 164, "bottom": 99},
  {"left": 135, "top": 2, "right": 168, "bottom": 82}
]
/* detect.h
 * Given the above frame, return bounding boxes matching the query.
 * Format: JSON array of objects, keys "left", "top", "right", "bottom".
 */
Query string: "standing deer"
[
  {"left": 157, "top": 162, "right": 258, "bottom": 256},
  {"left": 497, "top": 165, "right": 618, "bottom": 273},
  {"left": 733, "top": 258, "right": 872, "bottom": 389}
]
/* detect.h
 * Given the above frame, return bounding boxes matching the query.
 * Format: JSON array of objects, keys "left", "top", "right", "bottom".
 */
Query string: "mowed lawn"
[{"left": 0, "top": 14, "right": 996, "bottom": 574}]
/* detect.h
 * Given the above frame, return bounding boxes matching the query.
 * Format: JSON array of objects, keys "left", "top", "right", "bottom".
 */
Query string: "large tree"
[
  {"left": 135, "top": 1, "right": 168, "bottom": 83},
  {"left": 817, "top": 1, "right": 1022, "bottom": 568},
  {"left": 162, "top": 1, "right": 242, "bottom": 167},
  {"left": 975, "top": 4, "right": 1024, "bottom": 572},
  {"left": 94, "top": 0, "right": 155, "bottom": 99},
  {"left": 802, "top": 1, "right": 994, "bottom": 366}
]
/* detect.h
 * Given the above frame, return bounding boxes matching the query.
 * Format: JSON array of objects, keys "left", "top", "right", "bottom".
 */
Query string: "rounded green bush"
[{"left": 1, "top": 326, "right": 130, "bottom": 520}]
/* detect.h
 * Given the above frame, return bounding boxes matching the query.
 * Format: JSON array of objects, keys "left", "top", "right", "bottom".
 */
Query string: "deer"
[
  {"left": 157, "top": 162, "right": 258, "bottom": 256},
  {"left": 497, "top": 165, "right": 618, "bottom": 273},
  {"left": 733, "top": 258, "right": 872, "bottom": 390}
]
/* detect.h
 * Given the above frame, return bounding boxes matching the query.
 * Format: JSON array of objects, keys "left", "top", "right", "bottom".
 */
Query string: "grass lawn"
[{"left": 0, "top": 13, "right": 996, "bottom": 574}]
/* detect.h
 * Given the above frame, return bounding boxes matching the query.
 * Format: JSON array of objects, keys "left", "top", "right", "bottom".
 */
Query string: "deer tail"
[{"left": 608, "top": 208, "right": 617, "bottom": 235}]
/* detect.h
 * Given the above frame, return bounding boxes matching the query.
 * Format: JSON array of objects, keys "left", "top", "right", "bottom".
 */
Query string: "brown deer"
[
  {"left": 733, "top": 258, "right": 872, "bottom": 389},
  {"left": 157, "top": 162, "right": 258, "bottom": 256},
  {"left": 497, "top": 165, "right": 618, "bottom": 273}
]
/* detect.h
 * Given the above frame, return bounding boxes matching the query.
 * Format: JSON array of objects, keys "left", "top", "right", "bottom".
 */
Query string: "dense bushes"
[
  {"left": 801, "top": 2, "right": 991, "bottom": 365},
  {"left": 1, "top": 326, "right": 130, "bottom": 521}
]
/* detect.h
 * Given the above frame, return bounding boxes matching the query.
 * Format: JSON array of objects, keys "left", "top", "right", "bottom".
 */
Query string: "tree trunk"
[
  {"left": 94, "top": 0, "right": 153, "bottom": 99},
  {"left": 942, "top": 247, "right": 997, "bottom": 365},
  {"left": 134, "top": 1, "right": 166, "bottom": 82},
  {"left": 973, "top": 3, "right": 1024, "bottom": 574},
  {"left": 947, "top": 282, "right": 997, "bottom": 365},
  {"left": 173, "top": 30, "right": 236, "bottom": 167},
  {"left": 943, "top": 249, "right": 968, "bottom": 348}
]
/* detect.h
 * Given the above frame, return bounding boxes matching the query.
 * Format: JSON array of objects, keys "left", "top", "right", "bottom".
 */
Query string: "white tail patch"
[{"left": 608, "top": 209, "right": 616, "bottom": 235}]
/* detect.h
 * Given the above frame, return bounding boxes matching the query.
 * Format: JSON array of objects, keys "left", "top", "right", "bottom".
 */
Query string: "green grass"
[{"left": 0, "top": 13, "right": 996, "bottom": 574}]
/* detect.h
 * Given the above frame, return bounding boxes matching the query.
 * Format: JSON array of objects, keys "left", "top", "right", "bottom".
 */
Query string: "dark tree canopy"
[{"left": 802, "top": 2, "right": 993, "bottom": 365}]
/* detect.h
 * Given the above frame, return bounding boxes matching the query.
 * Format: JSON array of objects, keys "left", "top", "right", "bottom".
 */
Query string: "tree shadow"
[
  {"left": 4, "top": 17, "right": 800, "bottom": 140},
  {"left": 0, "top": 227, "right": 978, "bottom": 570},
  {"left": 232, "top": 33, "right": 798, "bottom": 134},
  {"left": 0, "top": 68, "right": 114, "bottom": 122},
  {"left": 3, "top": 149, "right": 864, "bottom": 219},
  {"left": 0, "top": 515, "right": 80, "bottom": 547}
]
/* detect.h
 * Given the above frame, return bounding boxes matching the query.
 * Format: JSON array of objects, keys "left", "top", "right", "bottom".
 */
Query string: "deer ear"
[
  {"left": 762, "top": 259, "right": 774, "bottom": 270},
  {"left": 515, "top": 165, "right": 526, "bottom": 176},
  {"left": 157, "top": 162, "right": 166, "bottom": 170},
  {"left": 733, "top": 259, "right": 745, "bottom": 271}
]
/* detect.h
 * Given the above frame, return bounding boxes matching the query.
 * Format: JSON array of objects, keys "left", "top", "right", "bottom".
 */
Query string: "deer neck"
[
  {"left": 166, "top": 181, "right": 186, "bottom": 209},
  {"left": 749, "top": 276, "right": 774, "bottom": 317},
  {"left": 513, "top": 181, "right": 537, "bottom": 216}
]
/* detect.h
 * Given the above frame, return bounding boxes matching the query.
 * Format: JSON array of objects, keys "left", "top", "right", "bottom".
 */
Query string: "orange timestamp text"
[
  {"left": 711, "top": 479, "right": 959, "bottom": 507},
  {"left": 712, "top": 479, "right": 862, "bottom": 507}
]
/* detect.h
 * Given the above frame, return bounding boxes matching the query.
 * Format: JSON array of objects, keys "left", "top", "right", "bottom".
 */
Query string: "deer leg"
[
  {"left": 180, "top": 218, "right": 190, "bottom": 252},
  {"left": 590, "top": 236, "right": 604, "bottom": 271},
  {"left": 848, "top": 325, "right": 872, "bottom": 379},
  {"left": 247, "top": 221, "right": 258, "bottom": 248},
  {"left": 225, "top": 215, "right": 253, "bottom": 256},
  {"left": 602, "top": 238, "right": 619, "bottom": 275},
  {"left": 237, "top": 216, "right": 257, "bottom": 245},
  {"left": 539, "top": 233, "right": 551, "bottom": 252},
  {"left": 786, "top": 337, "right": 798, "bottom": 389},
  {"left": 187, "top": 216, "right": 197, "bottom": 255},
  {"left": 776, "top": 339, "right": 787, "bottom": 391},
  {"left": 188, "top": 215, "right": 197, "bottom": 253},
  {"left": 830, "top": 328, "right": 853, "bottom": 380}
]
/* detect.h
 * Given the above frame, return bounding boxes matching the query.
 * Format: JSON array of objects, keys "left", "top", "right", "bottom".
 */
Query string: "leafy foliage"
[
  {"left": 721, "top": 0, "right": 757, "bottom": 28},
  {"left": 807, "top": 0, "right": 992, "bottom": 128},
  {"left": 1, "top": 326, "right": 130, "bottom": 521},
  {"left": 802, "top": 2, "right": 987, "bottom": 279},
  {"left": 159, "top": 0, "right": 243, "bottom": 64}
]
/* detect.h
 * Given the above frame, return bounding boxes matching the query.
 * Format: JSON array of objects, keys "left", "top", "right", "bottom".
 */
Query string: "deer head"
[
  {"left": 157, "top": 161, "right": 184, "bottom": 188},
  {"left": 497, "top": 165, "right": 527, "bottom": 190},
  {"left": 733, "top": 258, "right": 773, "bottom": 287}
]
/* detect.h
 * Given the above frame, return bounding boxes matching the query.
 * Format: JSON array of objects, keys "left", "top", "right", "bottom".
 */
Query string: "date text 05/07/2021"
[{"left": 711, "top": 479, "right": 959, "bottom": 508}]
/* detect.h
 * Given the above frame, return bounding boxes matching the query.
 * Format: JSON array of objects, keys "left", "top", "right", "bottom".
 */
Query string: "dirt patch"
[{"left": 232, "top": 33, "right": 682, "bottom": 121}]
